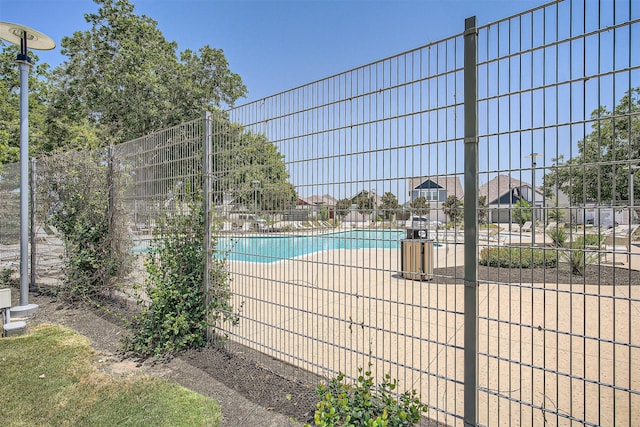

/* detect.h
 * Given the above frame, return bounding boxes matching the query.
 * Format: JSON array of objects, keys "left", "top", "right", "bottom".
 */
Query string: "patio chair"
[
  {"left": 520, "top": 221, "right": 533, "bottom": 233},
  {"left": 604, "top": 235, "right": 630, "bottom": 265}
]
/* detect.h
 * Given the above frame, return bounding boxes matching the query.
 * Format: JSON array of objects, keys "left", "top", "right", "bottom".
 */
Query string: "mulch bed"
[{"left": 433, "top": 263, "right": 640, "bottom": 286}]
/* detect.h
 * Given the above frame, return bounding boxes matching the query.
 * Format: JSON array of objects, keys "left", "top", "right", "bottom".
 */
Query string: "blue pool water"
[{"left": 218, "top": 230, "right": 405, "bottom": 263}]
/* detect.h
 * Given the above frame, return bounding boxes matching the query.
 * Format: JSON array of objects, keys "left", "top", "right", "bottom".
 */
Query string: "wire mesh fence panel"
[
  {"left": 215, "top": 0, "right": 639, "bottom": 426},
  {"left": 0, "top": 163, "right": 21, "bottom": 274},
  {"left": 218, "top": 26, "right": 468, "bottom": 427},
  {"left": 110, "top": 117, "right": 207, "bottom": 287},
  {"left": 475, "top": 1, "right": 639, "bottom": 426}
]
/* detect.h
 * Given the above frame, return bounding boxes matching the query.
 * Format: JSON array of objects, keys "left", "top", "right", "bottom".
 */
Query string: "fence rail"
[{"left": 1, "top": 0, "right": 638, "bottom": 425}]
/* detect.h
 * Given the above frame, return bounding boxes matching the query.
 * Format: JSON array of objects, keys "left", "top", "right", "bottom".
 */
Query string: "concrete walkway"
[{"left": 225, "top": 239, "right": 639, "bottom": 427}]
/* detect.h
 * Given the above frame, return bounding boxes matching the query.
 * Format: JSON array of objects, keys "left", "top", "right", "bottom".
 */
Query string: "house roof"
[
  {"left": 478, "top": 174, "right": 540, "bottom": 205},
  {"left": 350, "top": 190, "right": 383, "bottom": 207},
  {"left": 409, "top": 176, "right": 464, "bottom": 199},
  {"left": 305, "top": 194, "right": 338, "bottom": 205}
]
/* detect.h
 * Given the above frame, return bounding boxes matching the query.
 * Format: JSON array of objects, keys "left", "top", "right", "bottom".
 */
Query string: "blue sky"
[
  {"left": 1, "top": 0, "right": 551, "bottom": 104},
  {"left": 4, "top": 0, "right": 635, "bottom": 203}
]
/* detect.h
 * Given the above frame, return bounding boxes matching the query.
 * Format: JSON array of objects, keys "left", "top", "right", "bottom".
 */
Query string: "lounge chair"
[
  {"left": 520, "top": 221, "right": 532, "bottom": 233},
  {"left": 604, "top": 235, "right": 630, "bottom": 265}
]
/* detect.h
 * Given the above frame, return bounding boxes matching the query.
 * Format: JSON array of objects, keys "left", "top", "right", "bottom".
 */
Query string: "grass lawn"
[{"left": 0, "top": 324, "right": 221, "bottom": 426}]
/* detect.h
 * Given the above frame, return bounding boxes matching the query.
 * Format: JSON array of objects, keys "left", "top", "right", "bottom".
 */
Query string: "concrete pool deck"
[{"left": 226, "top": 240, "right": 640, "bottom": 427}]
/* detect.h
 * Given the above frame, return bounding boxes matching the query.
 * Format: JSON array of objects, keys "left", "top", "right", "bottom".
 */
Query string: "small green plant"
[
  {"left": 576, "top": 233, "right": 603, "bottom": 247},
  {"left": 560, "top": 240, "right": 600, "bottom": 276},
  {"left": 479, "top": 247, "right": 557, "bottom": 268},
  {"left": 0, "top": 268, "right": 18, "bottom": 288},
  {"left": 305, "top": 365, "right": 428, "bottom": 427},
  {"left": 546, "top": 226, "right": 567, "bottom": 247},
  {"left": 547, "top": 207, "right": 565, "bottom": 222},
  {"left": 124, "top": 197, "right": 239, "bottom": 358}
]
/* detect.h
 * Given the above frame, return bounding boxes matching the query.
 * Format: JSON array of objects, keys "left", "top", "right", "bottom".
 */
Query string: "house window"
[{"left": 419, "top": 189, "right": 440, "bottom": 201}]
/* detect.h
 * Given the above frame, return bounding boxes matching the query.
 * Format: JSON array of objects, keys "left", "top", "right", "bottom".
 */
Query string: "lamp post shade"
[{"left": 0, "top": 22, "right": 55, "bottom": 51}]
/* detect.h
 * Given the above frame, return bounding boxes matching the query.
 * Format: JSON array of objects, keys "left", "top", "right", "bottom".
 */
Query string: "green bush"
[
  {"left": 546, "top": 226, "right": 567, "bottom": 247},
  {"left": 560, "top": 241, "right": 600, "bottom": 276},
  {"left": 38, "top": 151, "right": 131, "bottom": 301},
  {"left": 512, "top": 199, "right": 532, "bottom": 226},
  {"left": 0, "top": 268, "right": 18, "bottom": 288},
  {"left": 479, "top": 247, "right": 557, "bottom": 268},
  {"left": 124, "top": 198, "right": 239, "bottom": 358},
  {"left": 576, "top": 233, "right": 603, "bottom": 247},
  {"left": 305, "top": 365, "right": 427, "bottom": 427}
]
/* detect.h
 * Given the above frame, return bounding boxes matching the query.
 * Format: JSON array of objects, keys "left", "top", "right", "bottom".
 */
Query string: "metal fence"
[
  {"left": 1, "top": 0, "right": 638, "bottom": 425},
  {"left": 217, "top": 1, "right": 639, "bottom": 426}
]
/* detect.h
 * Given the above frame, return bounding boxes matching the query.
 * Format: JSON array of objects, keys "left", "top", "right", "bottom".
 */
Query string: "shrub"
[
  {"left": 124, "top": 197, "right": 239, "bottom": 358},
  {"left": 479, "top": 247, "right": 557, "bottom": 268},
  {"left": 546, "top": 226, "right": 567, "bottom": 247},
  {"left": 560, "top": 241, "right": 600, "bottom": 276},
  {"left": 576, "top": 233, "right": 603, "bottom": 247},
  {"left": 38, "top": 150, "right": 131, "bottom": 302},
  {"left": 513, "top": 199, "right": 532, "bottom": 226},
  {"left": 305, "top": 365, "right": 428, "bottom": 427},
  {"left": 0, "top": 268, "right": 18, "bottom": 288}
]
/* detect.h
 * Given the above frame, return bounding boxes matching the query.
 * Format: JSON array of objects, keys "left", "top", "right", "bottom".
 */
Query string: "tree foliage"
[
  {"left": 353, "top": 191, "right": 375, "bottom": 221},
  {"left": 124, "top": 197, "right": 239, "bottom": 357},
  {"left": 211, "top": 121, "right": 297, "bottom": 213},
  {"left": 37, "top": 150, "right": 131, "bottom": 301},
  {"left": 478, "top": 195, "right": 488, "bottom": 224},
  {"left": 335, "top": 198, "right": 352, "bottom": 219},
  {"left": 380, "top": 192, "right": 399, "bottom": 220},
  {"left": 51, "top": 0, "right": 247, "bottom": 144},
  {"left": 542, "top": 88, "right": 640, "bottom": 205},
  {"left": 512, "top": 199, "right": 532, "bottom": 226},
  {"left": 409, "top": 196, "right": 430, "bottom": 217},
  {"left": 442, "top": 195, "right": 462, "bottom": 224},
  {"left": 0, "top": 44, "right": 59, "bottom": 162}
]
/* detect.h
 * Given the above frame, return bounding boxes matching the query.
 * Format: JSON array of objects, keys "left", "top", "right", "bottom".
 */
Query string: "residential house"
[
  {"left": 478, "top": 174, "right": 545, "bottom": 224},
  {"left": 408, "top": 176, "right": 464, "bottom": 223},
  {"left": 342, "top": 190, "right": 383, "bottom": 224},
  {"left": 295, "top": 194, "right": 338, "bottom": 220}
]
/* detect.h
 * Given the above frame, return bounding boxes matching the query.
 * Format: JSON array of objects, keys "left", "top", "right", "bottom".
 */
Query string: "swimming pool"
[{"left": 218, "top": 230, "right": 406, "bottom": 263}]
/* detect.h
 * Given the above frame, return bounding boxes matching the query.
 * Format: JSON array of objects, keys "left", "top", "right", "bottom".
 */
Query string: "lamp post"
[
  {"left": 525, "top": 153, "right": 541, "bottom": 246},
  {"left": 0, "top": 22, "right": 55, "bottom": 314},
  {"left": 252, "top": 180, "right": 260, "bottom": 217}
]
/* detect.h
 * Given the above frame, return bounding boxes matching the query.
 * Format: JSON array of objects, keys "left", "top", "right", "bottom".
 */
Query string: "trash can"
[{"left": 401, "top": 238, "right": 434, "bottom": 281}]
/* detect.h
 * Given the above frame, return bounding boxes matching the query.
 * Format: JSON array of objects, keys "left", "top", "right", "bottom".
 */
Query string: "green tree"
[
  {"left": 442, "top": 195, "right": 463, "bottom": 224},
  {"left": 51, "top": 0, "right": 247, "bottom": 144},
  {"left": 513, "top": 199, "right": 532, "bottom": 226},
  {"left": 210, "top": 122, "right": 297, "bottom": 212},
  {"left": 353, "top": 191, "right": 374, "bottom": 222},
  {"left": 542, "top": 88, "right": 640, "bottom": 205},
  {"left": 409, "top": 196, "right": 430, "bottom": 218},
  {"left": 0, "top": 43, "right": 55, "bottom": 162},
  {"left": 380, "top": 191, "right": 399, "bottom": 220},
  {"left": 335, "top": 198, "right": 352, "bottom": 220},
  {"left": 478, "top": 195, "right": 488, "bottom": 224}
]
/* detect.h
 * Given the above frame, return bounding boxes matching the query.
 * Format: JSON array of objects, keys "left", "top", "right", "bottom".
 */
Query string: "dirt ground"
[{"left": 18, "top": 262, "right": 638, "bottom": 426}]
